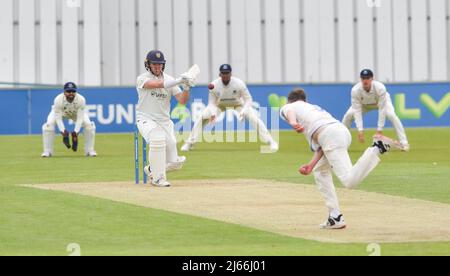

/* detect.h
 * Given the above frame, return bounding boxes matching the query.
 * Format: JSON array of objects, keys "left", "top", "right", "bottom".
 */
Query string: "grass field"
[{"left": 0, "top": 128, "right": 449, "bottom": 256}]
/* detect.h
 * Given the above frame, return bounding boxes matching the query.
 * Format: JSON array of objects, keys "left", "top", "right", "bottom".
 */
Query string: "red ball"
[{"left": 208, "top": 83, "right": 215, "bottom": 90}]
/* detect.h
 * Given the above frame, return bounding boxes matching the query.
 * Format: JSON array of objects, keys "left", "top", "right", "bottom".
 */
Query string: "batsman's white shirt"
[
  {"left": 280, "top": 101, "right": 339, "bottom": 151},
  {"left": 351, "top": 81, "right": 390, "bottom": 131},
  {"left": 52, "top": 93, "right": 86, "bottom": 133},
  {"left": 209, "top": 77, "right": 252, "bottom": 109},
  {"left": 136, "top": 72, "right": 182, "bottom": 122}
]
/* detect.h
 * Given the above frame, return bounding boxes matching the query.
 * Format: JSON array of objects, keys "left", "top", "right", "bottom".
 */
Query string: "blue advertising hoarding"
[{"left": 0, "top": 83, "right": 449, "bottom": 135}]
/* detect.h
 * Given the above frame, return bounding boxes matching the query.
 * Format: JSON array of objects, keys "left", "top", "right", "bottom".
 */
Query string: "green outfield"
[{"left": 0, "top": 128, "right": 449, "bottom": 256}]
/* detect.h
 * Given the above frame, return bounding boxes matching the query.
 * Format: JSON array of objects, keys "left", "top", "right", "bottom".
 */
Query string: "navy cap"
[
  {"left": 360, "top": 69, "right": 374, "bottom": 79},
  {"left": 64, "top": 82, "right": 77, "bottom": 92},
  {"left": 219, "top": 64, "right": 232, "bottom": 73},
  {"left": 146, "top": 50, "right": 166, "bottom": 64}
]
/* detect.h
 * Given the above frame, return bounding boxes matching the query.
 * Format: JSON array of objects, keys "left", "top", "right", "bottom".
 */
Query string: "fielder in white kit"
[
  {"left": 136, "top": 50, "right": 198, "bottom": 187},
  {"left": 181, "top": 64, "right": 278, "bottom": 152},
  {"left": 41, "top": 82, "right": 97, "bottom": 157},
  {"left": 281, "top": 89, "right": 402, "bottom": 229},
  {"left": 343, "top": 69, "right": 409, "bottom": 151}
]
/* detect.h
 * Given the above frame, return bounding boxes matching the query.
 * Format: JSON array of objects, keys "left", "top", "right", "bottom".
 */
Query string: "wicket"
[{"left": 134, "top": 128, "right": 148, "bottom": 184}]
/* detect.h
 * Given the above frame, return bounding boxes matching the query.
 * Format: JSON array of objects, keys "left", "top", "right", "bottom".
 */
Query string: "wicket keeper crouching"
[{"left": 41, "top": 82, "right": 97, "bottom": 157}]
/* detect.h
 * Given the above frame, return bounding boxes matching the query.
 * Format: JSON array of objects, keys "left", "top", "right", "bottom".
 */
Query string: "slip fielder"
[
  {"left": 281, "top": 88, "right": 402, "bottom": 229},
  {"left": 181, "top": 64, "right": 279, "bottom": 152},
  {"left": 136, "top": 50, "right": 197, "bottom": 187},
  {"left": 342, "top": 69, "right": 409, "bottom": 151},
  {"left": 41, "top": 82, "right": 97, "bottom": 157}
]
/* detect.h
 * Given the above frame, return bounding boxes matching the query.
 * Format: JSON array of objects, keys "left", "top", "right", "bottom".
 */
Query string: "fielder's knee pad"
[
  {"left": 85, "top": 121, "right": 96, "bottom": 131},
  {"left": 42, "top": 123, "right": 55, "bottom": 133}
]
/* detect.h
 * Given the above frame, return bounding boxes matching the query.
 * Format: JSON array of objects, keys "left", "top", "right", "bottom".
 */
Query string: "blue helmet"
[
  {"left": 145, "top": 50, "right": 166, "bottom": 72},
  {"left": 360, "top": 69, "right": 374, "bottom": 79},
  {"left": 219, "top": 64, "right": 232, "bottom": 74},
  {"left": 64, "top": 82, "right": 77, "bottom": 92}
]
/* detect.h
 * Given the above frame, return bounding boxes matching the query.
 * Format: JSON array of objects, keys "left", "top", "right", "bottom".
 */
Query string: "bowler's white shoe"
[
  {"left": 320, "top": 214, "right": 346, "bottom": 230},
  {"left": 181, "top": 143, "right": 193, "bottom": 152},
  {"left": 86, "top": 151, "right": 97, "bottom": 157},
  {"left": 41, "top": 152, "right": 52, "bottom": 158},
  {"left": 373, "top": 135, "right": 403, "bottom": 154},
  {"left": 151, "top": 177, "right": 171, "bottom": 187}
]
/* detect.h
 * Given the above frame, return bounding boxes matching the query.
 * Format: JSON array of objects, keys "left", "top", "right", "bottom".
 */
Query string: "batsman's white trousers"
[
  {"left": 313, "top": 123, "right": 381, "bottom": 214},
  {"left": 136, "top": 113, "right": 179, "bottom": 164},
  {"left": 42, "top": 111, "right": 96, "bottom": 155},
  {"left": 342, "top": 97, "right": 408, "bottom": 145},
  {"left": 186, "top": 105, "right": 274, "bottom": 144}
]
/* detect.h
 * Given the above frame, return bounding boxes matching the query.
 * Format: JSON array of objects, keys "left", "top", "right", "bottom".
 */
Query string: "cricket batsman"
[
  {"left": 136, "top": 50, "right": 198, "bottom": 187},
  {"left": 342, "top": 69, "right": 409, "bottom": 151},
  {"left": 41, "top": 82, "right": 97, "bottom": 157},
  {"left": 181, "top": 64, "right": 279, "bottom": 152},
  {"left": 281, "top": 88, "right": 402, "bottom": 229}
]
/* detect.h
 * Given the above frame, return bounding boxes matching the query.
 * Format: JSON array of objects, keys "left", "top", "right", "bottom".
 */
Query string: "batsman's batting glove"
[
  {"left": 62, "top": 130, "right": 71, "bottom": 149},
  {"left": 180, "top": 73, "right": 196, "bottom": 88},
  {"left": 180, "top": 83, "right": 191, "bottom": 91},
  {"left": 71, "top": 131, "right": 78, "bottom": 152}
]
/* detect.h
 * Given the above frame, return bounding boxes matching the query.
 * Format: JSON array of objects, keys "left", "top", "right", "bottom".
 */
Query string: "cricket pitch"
[{"left": 25, "top": 179, "right": 450, "bottom": 243}]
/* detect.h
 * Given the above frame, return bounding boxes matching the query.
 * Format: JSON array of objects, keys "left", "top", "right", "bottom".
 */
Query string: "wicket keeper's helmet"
[{"left": 145, "top": 50, "right": 166, "bottom": 72}]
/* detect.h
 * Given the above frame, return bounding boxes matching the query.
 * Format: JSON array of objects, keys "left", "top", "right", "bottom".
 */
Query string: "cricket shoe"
[
  {"left": 151, "top": 177, "right": 171, "bottom": 188},
  {"left": 167, "top": 156, "right": 187, "bottom": 172},
  {"left": 401, "top": 143, "right": 410, "bottom": 152},
  {"left": 86, "top": 151, "right": 97, "bottom": 157},
  {"left": 372, "top": 135, "right": 403, "bottom": 154},
  {"left": 320, "top": 214, "right": 346, "bottom": 230},
  {"left": 144, "top": 165, "right": 153, "bottom": 179},
  {"left": 41, "top": 152, "right": 52, "bottom": 158},
  {"left": 180, "top": 143, "right": 193, "bottom": 152},
  {"left": 145, "top": 156, "right": 186, "bottom": 178},
  {"left": 269, "top": 141, "right": 279, "bottom": 152}
]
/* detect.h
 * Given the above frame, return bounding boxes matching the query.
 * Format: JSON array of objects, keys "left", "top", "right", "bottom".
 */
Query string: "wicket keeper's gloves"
[
  {"left": 62, "top": 130, "right": 71, "bottom": 149},
  {"left": 71, "top": 131, "right": 78, "bottom": 152}
]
